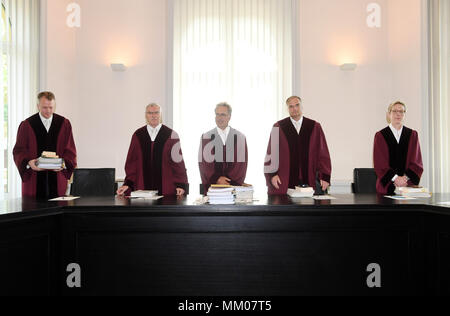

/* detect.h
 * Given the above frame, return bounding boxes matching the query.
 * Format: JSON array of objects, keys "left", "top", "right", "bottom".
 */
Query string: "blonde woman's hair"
[
  {"left": 386, "top": 101, "right": 406, "bottom": 124},
  {"left": 146, "top": 103, "right": 163, "bottom": 124}
]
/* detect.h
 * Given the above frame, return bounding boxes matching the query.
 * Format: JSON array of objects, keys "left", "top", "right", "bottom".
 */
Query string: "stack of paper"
[
  {"left": 207, "top": 187, "right": 235, "bottom": 205},
  {"left": 130, "top": 190, "right": 159, "bottom": 198},
  {"left": 36, "top": 152, "right": 64, "bottom": 170},
  {"left": 287, "top": 186, "right": 315, "bottom": 198},
  {"left": 42, "top": 151, "right": 58, "bottom": 158},
  {"left": 398, "top": 187, "right": 432, "bottom": 198},
  {"left": 235, "top": 186, "right": 254, "bottom": 203}
]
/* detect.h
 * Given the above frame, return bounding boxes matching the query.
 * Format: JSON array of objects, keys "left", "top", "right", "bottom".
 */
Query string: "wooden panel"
[
  {"left": 0, "top": 216, "right": 60, "bottom": 296},
  {"left": 62, "top": 213, "right": 421, "bottom": 296}
]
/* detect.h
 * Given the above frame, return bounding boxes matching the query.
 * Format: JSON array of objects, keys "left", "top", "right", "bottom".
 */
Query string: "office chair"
[
  {"left": 352, "top": 168, "right": 377, "bottom": 194},
  {"left": 70, "top": 168, "right": 116, "bottom": 197}
]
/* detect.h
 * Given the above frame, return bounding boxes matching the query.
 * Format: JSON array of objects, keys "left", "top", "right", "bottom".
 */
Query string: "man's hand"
[
  {"left": 271, "top": 175, "right": 282, "bottom": 190},
  {"left": 394, "top": 176, "right": 408, "bottom": 188},
  {"left": 28, "top": 159, "right": 44, "bottom": 172},
  {"left": 217, "top": 177, "right": 231, "bottom": 185},
  {"left": 320, "top": 180, "right": 330, "bottom": 191},
  {"left": 176, "top": 188, "right": 185, "bottom": 196},
  {"left": 117, "top": 185, "right": 129, "bottom": 196}
]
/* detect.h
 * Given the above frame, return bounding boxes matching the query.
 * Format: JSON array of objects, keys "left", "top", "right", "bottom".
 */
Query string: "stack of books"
[
  {"left": 235, "top": 186, "right": 254, "bottom": 203},
  {"left": 36, "top": 152, "right": 64, "bottom": 170},
  {"left": 130, "top": 190, "right": 159, "bottom": 199},
  {"left": 287, "top": 186, "right": 315, "bottom": 198},
  {"left": 207, "top": 186, "right": 235, "bottom": 205},
  {"left": 398, "top": 187, "right": 432, "bottom": 198}
]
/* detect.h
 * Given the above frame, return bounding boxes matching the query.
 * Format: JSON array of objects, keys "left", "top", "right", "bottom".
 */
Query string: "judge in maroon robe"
[
  {"left": 264, "top": 96, "right": 332, "bottom": 195},
  {"left": 13, "top": 92, "right": 77, "bottom": 199},
  {"left": 373, "top": 101, "right": 423, "bottom": 195},
  {"left": 117, "top": 103, "right": 189, "bottom": 197},
  {"left": 199, "top": 103, "right": 248, "bottom": 193}
]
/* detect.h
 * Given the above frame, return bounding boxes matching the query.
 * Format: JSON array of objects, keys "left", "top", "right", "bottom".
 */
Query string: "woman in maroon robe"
[
  {"left": 264, "top": 96, "right": 332, "bottom": 195},
  {"left": 373, "top": 101, "right": 423, "bottom": 195},
  {"left": 117, "top": 104, "right": 189, "bottom": 197},
  {"left": 13, "top": 92, "right": 77, "bottom": 199}
]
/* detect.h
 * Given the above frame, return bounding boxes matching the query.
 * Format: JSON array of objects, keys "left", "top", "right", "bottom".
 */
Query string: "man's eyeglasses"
[{"left": 146, "top": 111, "right": 160, "bottom": 115}]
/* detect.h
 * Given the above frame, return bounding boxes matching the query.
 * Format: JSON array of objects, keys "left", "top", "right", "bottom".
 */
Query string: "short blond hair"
[
  {"left": 386, "top": 101, "right": 406, "bottom": 124},
  {"left": 38, "top": 91, "right": 56, "bottom": 102}
]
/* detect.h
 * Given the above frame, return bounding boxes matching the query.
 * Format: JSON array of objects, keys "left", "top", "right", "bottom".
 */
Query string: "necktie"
[{"left": 44, "top": 120, "right": 50, "bottom": 132}]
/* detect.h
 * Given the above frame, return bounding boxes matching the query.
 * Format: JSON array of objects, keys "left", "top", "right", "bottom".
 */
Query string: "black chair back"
[
  {"left": 70, "top": 168, "right": 116, "bottom": 197},
  {"left": 352, "top": 168, "right": 377, "bottom": 194}
]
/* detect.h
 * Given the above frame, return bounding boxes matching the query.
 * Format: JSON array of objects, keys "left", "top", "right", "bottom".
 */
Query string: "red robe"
[
  {"left": 198, "top": 128, "right": 248, "bottom": 192},
  {"left": 264, "top": 117, "right": 332, "bottom": 195},
  {"left": 13, "top": 113, "right": 77, "bottom": 198},
  {"left": 123, "top": 125, "right": 189, "bottom": 196},
  {"left": 373, "top": 126, "right": 423, "bottom": 195}
]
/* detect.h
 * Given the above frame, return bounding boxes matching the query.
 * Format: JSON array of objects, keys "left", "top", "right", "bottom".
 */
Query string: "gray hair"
[
  {"left": 215, "top": 102, "right": 232, "bottom": 116},
  {"left": 146, "top": 103, "right": 161, "bottom": 111}
]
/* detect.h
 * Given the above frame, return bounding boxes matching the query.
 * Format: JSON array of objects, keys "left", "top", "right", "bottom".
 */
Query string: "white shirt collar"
[
  {"left": 290, "top": 116, "right": 304, "bottom": 133},
  {"left": 147, "top": 124, "right": 162, "bottom": 142},
  {"left": 216, "top": 126, "right": 231, "bottom": 145},
  {"left": 389, "top": 123, "right": 403, "bottom": 143},
  {"left": 39, "top": 112, "right": 53, "bottom": 122},
  {"left": 39, "top": 113, "right": 53, "bottom": 132}
]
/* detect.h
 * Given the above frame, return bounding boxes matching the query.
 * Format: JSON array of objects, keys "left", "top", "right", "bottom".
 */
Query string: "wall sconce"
[
  {"left": 340, "top": 63, "right": 358, "bottom": 71},
  {"left": 111, "top": 63, "right": 127, "bottom": 72}
]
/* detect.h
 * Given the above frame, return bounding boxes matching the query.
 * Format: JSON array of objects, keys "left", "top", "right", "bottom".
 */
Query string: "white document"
[
  {"left": 49, "top": 196, "right": 80, "bottom": 201},
  {"left": 312, "top": 195, "right": 337, "bottom": 200},
  {"left": 132, "top": 196, "right": 164, "bottom": 201},
  {"left": 384, "top": 195, "right": 416, "bottom": 201}
]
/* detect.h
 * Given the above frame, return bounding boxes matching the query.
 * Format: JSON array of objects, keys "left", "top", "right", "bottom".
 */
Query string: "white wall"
[
  {"left": 42, "top": 0, "right": 427, "bottom": 190},
  {"left": 44, "top": 0, "right": 168, "bottom": 179},
  {"left": 298, "top": 0, "right": 425, "bottom": 191},
  {"left": 42, "top": 0, "right": 77, "bottom": 121}
]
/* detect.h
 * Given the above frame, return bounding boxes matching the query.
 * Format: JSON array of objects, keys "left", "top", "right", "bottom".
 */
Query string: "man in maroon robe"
[
  {"left": 13, "top": 92, "right": 77, "bottom": 199},
  {"left": 373, "top": 101, "right": 423, "bottom": 195},
  {"left": 117, "top": 103, "right": 189, "bottom": 197},
  {"left": 264, "top": 96, "right": 332, "bottom": 195},
  {"left": 198, "top": 103, "right": 248, "bottom": 193}
]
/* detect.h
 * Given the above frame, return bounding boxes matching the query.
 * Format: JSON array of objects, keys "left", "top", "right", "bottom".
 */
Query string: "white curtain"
[
  {"left": 430, "top": 0, "right": 450, "bottom": 193},
  {"left": 173, "top": 0, "right": 293, "bottom": 195},
  {"left": 0, "top": 0, "right": 39, "bottom": 199}
]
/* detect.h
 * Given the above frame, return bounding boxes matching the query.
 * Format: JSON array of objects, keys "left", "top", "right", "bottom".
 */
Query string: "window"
[
  {"left": 0, "top": 0, "right": 39, "bottom": 199},
  {"left": 430, "top": 0, "right": 450, "bottom": 193},
  {"left": 0, "top": 2, "right": 11, "bottom": 197},
  {"left": 173, "top": 0, "right": 293, "bottom": 194}
]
